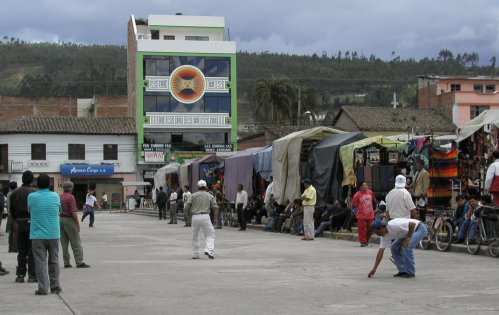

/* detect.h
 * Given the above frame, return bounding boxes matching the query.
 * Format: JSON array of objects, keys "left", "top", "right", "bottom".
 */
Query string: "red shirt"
[
  {"left": 352, "top": 189, "right": 376, "bottom": 219},
  {"left": 60, "top": 192, "right": 77, "bottom": 217}
]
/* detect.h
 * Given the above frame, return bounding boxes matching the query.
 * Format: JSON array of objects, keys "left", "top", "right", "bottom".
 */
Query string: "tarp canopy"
[
  {"left": 308, "top": 132, "right": 367, "bottom": 206},
  {"left": 179, "top": 158, "right": 199, "bottom": 190},
  {"left": 456, "top": 110, "right": 499, "bottom": 142},
  {"left": 339, "top": 136, "right": 407, "bottom": 186},
  {"left": 273, "top": 126, "right": 346, "bottom": 204},
  {"left": 224, "top": 147, "right": 263, "bottom": 202},
  {"left": 153, "top": 163, "right": 180, "bottom": 189},
  {"left": 191, "top": 154, "right": 224, "bottom": 192},
  {"left": 252, "top": 145, "right": 273, "bottom": 181},
  {"left": 120, "top": 181, "right": 152, "bottom": 186}
]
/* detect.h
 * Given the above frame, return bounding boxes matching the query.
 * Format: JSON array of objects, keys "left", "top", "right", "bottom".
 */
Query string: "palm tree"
[{"left": 254, "top": 76, "right": 295, "bottom": 123}]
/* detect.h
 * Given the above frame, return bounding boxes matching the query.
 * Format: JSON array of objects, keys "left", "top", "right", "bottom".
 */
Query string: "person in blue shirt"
[{"left": 28, "top": 174, "right": 62, "bottom": 295}]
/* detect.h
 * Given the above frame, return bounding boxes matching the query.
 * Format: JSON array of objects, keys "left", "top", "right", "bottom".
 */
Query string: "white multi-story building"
[{"left": 0, "top": 116, "right": 136, "bottom": 208}]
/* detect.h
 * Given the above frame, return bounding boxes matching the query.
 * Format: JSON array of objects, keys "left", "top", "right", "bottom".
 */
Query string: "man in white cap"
[
  {"left": 183, "top": 180, "right": 218, "bottom": 259},
  {"left": 385, "top": 175, "right": 418, "bottom": 220}
]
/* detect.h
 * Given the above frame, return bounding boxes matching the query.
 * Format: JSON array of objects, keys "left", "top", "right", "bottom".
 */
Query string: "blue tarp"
[{"left": 252, "top": 145, "right": 273, "bottom": 181}]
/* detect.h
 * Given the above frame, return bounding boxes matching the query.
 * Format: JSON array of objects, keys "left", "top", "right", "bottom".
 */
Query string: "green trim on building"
[{"left": 135, "top": 51, "right": 237, "bottom": 161}]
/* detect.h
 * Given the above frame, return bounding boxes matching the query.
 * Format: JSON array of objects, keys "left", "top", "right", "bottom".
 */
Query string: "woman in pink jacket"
[{"left": 352, "top": 181, "right": 377, "bottom": 247}]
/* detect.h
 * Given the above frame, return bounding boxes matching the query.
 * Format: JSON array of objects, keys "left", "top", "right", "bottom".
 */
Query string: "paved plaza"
[{"left": 1, "top": 212, "right": 499, "bottom": 315}]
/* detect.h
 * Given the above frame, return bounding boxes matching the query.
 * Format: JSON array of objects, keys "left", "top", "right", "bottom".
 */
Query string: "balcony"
[{"left": 144, "top": 112, "right": 231, "bottom": 129}]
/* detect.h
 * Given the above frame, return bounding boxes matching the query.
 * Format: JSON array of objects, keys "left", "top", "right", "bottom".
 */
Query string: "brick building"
[
  {"left": 417, "top": 75, "right": 499, "bottom": 126},
  {"left": 0, "top": 95, "right": 130, "bottom": 124}
]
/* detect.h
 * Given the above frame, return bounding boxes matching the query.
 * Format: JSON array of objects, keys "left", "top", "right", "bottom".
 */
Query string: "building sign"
[
  {"left": 143, "top": 170, "right": 156, "bottom": 179},
  {"left": 60, "top": 165, "right": 114, "bottom": 176},
  {"left": 142, "top": 143, "right": 171, "bottom": 152},
  {"left": 204, "top": 144, "right": 233, "bottom": 152},
  {"left": 11, "top": 161, "right": 23, "bottom": 172},
  {"left": 176, "top": 152, "right": 210, "bottom": 164},
  {"left": 144, "top": 151, "right": 165, "bottom": 163}
]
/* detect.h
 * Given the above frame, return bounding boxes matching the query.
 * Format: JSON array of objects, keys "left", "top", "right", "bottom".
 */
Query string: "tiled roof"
[
  {"left": 335, "top": 106, "right": 456, "bottom": 132},
  {"left": 0, "top": 116, "right": 136, "bottom": 135},
  {"left": 261, "top": 125, "right": 311, "bottom": 138}
]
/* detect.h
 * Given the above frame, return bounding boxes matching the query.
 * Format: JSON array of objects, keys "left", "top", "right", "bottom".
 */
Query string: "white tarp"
[
  {"left": 153, "top": 163, "right": 180, "bottom": 189},
  {"left": 272, "top": 126, "right": 345, "bottom": 204},
  {"left": 456, "top": 110, "right": 499, "bottom": 142}
]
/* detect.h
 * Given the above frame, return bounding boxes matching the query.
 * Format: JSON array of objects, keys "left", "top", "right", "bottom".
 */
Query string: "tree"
[{"left": 254, "top": 76, "right": 295, "bottom": 123}]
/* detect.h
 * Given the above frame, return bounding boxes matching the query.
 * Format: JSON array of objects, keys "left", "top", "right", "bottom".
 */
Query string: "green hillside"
[{"left": 0, "top": 37, "right": 496, "bottom": 124}]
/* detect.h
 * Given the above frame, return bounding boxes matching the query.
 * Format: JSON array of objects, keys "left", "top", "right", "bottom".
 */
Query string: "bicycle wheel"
[
  {"left": 435, "top": 221, "right": 453, "bottom": 251},
  {"left": 466, "top": 225, "right": 481, "bottom": 255},
  {"left": 419, "top": 226, "right": 432, "bottom": 250},
  {"left": 489, "top": 240, "right": 499, "bottom": 258}
]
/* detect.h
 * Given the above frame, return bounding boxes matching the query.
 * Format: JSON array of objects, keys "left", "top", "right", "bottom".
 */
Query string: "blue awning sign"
[{"left": 60, "top": 165, "right": 114, "bottom": 176}]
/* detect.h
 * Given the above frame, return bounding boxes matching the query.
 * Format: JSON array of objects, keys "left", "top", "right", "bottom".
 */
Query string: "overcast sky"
[{"left": 2, "top": 0, "right": 499, "bottom": 63}]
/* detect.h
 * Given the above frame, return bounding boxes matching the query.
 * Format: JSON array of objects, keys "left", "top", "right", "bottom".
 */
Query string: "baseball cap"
[
  {"left": 395, "top": 175, "right": 406, "bottom": 188},
  {"left": 371, "top": 220, "right": 387, "bottom": 230},
  {"left": 197, "top": 180, "right": 207, "bottom": 188},
  {"left": 302, "top": 178, "right": 312, "bottom": 184}
]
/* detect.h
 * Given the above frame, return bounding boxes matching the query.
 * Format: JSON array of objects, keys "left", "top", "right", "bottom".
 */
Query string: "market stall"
[
  {"left": 456, "top": 110, "right": 499, "bottom": 195},
  {"left": 191, "top": 154, "right": 225, "bottom": 192},
  {"left": 273, "top": 126, "right": 345, "bottom": 204},
  {"left": 153, "top": 162, "right": 180, "bottom": 191},
  {"left": 339, "top": 135, "right": 407, "bottom": 198},
  {"left": 224, "top": 147, "right": 263, "bottom": 203},
  {"left": 308, "top": 131, "right": 366, "bottom": 206}
]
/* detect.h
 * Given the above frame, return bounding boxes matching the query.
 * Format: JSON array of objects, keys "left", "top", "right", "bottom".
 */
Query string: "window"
[
  {"left": 31, "top": 144, "right": 46, "bottom": 160},
  {"left": 143, "top": 95, "right": 172, "bottom": 115},
  {"left": 151, "top": 30, "right": 159, "bottom": 40},
  {"left": 450, "top": 84, "right": 461, "bottom": 91},
  {"left": 68, "top": 144, "right": 85, "bottom": 160},
  {"left": 486, "top": 84, "right": 496, "bottom": 93},
  {"left": 0, "top": 144, "right": 7, "bottom": 172},
  {"left": 205, "top": 59, "right": 230, "bottom": 77},
  {"left": 144, "top": 57, "right": 170, "bottom": 77},
  {"left": 470, "top": 106, "right": 490, "bottom": 119},
  {"left": 185, "top": 36, "right": 209, "bottom": 41},
  {"left": 103, "top": 144, "right": 118, "bottom": 160},
  {"left": 474, "top": 84, "right": 483, "bottom": 92},
  {"left": 171, "top": 133, "right": 183, "bottom": 144},
  {"left": 164, "top": 35, "right": 175, "bottom": 40}
]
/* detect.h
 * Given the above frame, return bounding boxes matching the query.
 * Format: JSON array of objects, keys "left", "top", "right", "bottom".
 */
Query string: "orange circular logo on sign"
[{"left": 169, "top": 65, "right": 206, "bottom": 104}]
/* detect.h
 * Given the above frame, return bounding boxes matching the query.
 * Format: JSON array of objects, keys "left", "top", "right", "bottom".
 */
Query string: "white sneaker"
[{"left": 204, "top": 251, "right": 215, "bottom": 259}]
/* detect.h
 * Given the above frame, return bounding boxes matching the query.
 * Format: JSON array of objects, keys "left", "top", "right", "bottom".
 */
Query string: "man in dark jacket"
[
  {"left": 156, "top": 186, "right": 168, "bottom": 220},
  {"left": 10, "top": 171, "right": 36, "bottom": 283}
]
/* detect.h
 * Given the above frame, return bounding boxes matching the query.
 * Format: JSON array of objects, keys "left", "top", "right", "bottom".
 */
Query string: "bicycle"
[
  {"left": 419, "top": 207, "right": 454, "bottom": 251},
  {"left": 222, "top": 202, "right": 238, "bottom": 227},
  {"left": 465, "top": 205, "right": 499, "bottom": 257}
]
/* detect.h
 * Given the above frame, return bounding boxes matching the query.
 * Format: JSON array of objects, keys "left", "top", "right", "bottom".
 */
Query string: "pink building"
[{"left": 418, "top": 75, "right": 499, "bottom": 126}]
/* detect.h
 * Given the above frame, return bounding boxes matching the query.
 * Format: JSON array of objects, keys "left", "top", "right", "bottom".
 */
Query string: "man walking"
[
  {"left": 183, "top": 180, "right": 218, "bottom": 259},
  {"left": 236, "top": 184, "right": 248, "bottom": 231},
  {"left": 28, "top": 174, "right": 62, "bottom": 295},
  {"left": 168, "top": 186, "right": 178, "bottom": 224},
  {"left": 101, "top": 192, "right": 108, "bottom": 210},
  {"left": 10, "top": 170, "right": 36, "bottom": 283},
  {"left": 182, "top": 185, "right": 192, "bottom": 227},
  {"left": 301, "top": 178, "right": 316, "bottom": 241},
  {"left": 156, "top": 186, "right": 168, "bottom": 220},
  {"left": 368, "top": 218, "right": 427, "bottom": 278},
  {"left": 59, "top": 182, "right": 90, "bottom": 269},
  {"left": 410, "top": 159, "right": 430, "bottom": 221}
]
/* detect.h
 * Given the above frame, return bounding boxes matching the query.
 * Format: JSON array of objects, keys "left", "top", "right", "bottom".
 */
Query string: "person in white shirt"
[
  {"left": 368, "top": 218, "right": 427, "bottom": 279},
  {"left": 81, "top": 188, "right": 100, "bottom": 228},
  {"left": 385, "top": 175, "right": 418, "bottom": 220},
  {"left": 264, "top": 176, "right": 274, "bottom": 217},
  {"left": 168, "top": 187, "right": 178, "bottom": 224},
  {"left": 236, "top": 184, "right": 248, "bottom": 231},
  {"left": 484, "top": 151, "right": 499, "bottom": 206},
  {"left": 101, "top": 192, "right": 108, "bottom": 210}
]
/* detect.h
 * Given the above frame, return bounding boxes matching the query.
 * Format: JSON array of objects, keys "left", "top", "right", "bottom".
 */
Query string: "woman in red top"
[{"left": 352, "top": 181, "right": 377, "bottom": 247}]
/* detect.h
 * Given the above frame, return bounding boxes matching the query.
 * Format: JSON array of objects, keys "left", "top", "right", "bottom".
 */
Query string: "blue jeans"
[
  {"left": 390, "top": 223, "right": 427, "bottom": 276},
  {"left": 314, "top": 221, "right": 331, "bottom": 237},
  {"left": 457, "top": 219, "right": 477, "bottom": 240}
]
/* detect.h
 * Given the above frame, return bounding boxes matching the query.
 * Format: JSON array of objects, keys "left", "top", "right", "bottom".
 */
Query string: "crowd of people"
[{"left": 0, "top": 171, "right": 92, "bottom": 295}]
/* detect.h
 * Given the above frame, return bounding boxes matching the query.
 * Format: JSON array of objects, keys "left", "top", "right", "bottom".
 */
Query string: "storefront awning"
[{"left": 120, "top": 181, "right": 152, "bottom": 187}]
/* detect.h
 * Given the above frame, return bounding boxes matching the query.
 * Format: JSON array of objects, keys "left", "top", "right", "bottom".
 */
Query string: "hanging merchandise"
[
  {"left": 367, "top": 146, "right": 381, "bottom": 165},
  {"left": 355, "top": 148, "right": 365, "bottom": 166},
  {"left": 388, "top": 151, "right": 398, "bottom": 164}
]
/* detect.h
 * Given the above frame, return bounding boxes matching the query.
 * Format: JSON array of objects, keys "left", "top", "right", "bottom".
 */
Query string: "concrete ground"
[{"left": 1, "top": 212, "right": 498, "bottom": 315}]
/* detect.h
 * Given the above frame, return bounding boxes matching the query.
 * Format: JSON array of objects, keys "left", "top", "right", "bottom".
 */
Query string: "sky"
[{"left": 2, "top": 0, "right": 499, "bottom": 63}]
